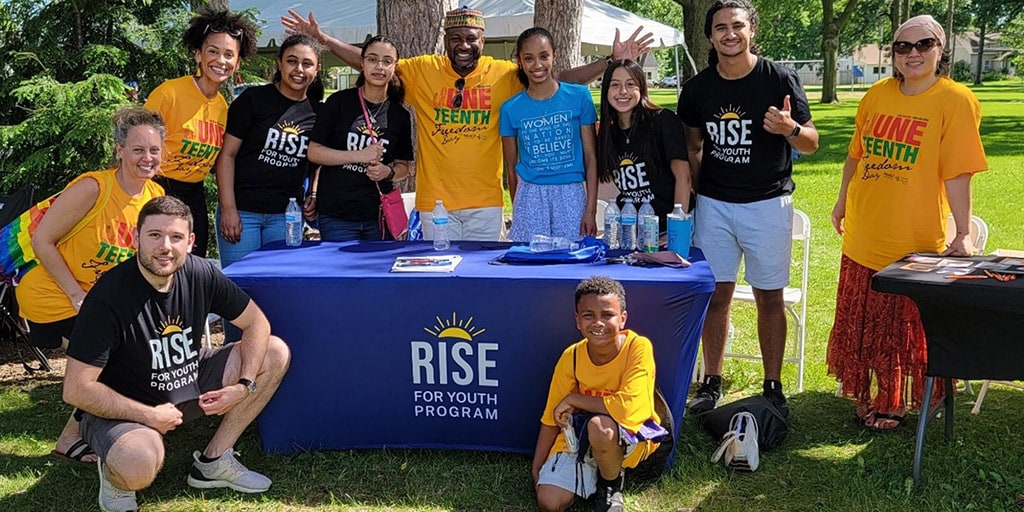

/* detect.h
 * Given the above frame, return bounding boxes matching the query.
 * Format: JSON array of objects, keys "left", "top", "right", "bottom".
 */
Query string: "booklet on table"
[{"left": 390, "top": 255, "right": 463, "bottom": 273}]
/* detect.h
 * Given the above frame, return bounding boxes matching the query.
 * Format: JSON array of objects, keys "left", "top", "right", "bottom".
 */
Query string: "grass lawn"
[{"left": 2, "top": 82, "right": 1023, "bottom": 511}]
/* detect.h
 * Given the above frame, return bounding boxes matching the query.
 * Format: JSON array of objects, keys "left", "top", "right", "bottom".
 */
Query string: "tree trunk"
[
  {"left": 677, "top": 0, "right": 713, "bottom": 79},
  {"left": 820, "top": 0, "right": 860, "bottom": 103},
  {"left": 377, "top": 0, "right": 455, "bottom": 57},
  {"left": 535, "top": 0, "right": 583, "bottom": 74},
  {"left": 973, "top": 21, "right": 987, "bottom": 85},
  {"left": 376, "top": 0, "right": 456, "bottom": 193}
]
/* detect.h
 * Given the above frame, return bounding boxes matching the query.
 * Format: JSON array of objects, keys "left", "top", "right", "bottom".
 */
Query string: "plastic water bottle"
[
  {"left": 667, "top": 203, "right": 692, "bottom": 258},
  {"left": 285, "top": 197, "right": 302, "bottom": 247},
  {"left": 432, "top": 199, "right": 450, "bottom": 251},
  {"left": 530, "top": 235, "right": 575, "bottom": 252},
  {"left": 619, "top": 200, "right": 637, "bottom": 251},
  {"left": 638, "top": 200, "right": 658, "bottom": 253},
  {"left": 603, "top": 201, "right": 620, "bottom": 250}
]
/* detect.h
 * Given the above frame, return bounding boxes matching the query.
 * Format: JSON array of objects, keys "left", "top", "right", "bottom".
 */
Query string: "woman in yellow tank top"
[{"left": 15, "top": 106, "right": 166, "bottom": 464}]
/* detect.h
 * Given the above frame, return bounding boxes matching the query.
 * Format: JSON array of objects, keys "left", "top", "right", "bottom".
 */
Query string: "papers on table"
[{"left": 390, "top": 255, "right": 462, "bottom": 273}]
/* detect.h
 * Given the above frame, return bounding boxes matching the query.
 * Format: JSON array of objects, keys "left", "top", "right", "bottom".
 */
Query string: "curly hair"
[
  {"left": 181, "top": 3, "right": 259, "bottom": 59},
  {"left": 574, "top": 276, "right": 627, "bottom": 311},
  {"left": 112, "top": 106, "right": 165, "bottom": 146}
]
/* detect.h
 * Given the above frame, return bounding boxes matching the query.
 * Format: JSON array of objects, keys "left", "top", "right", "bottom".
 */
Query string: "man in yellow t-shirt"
[{"left": 283, "top": 7, "right": 652, "bottom": 240}]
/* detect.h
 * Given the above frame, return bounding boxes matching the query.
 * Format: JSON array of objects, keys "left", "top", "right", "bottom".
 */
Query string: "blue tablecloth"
[{"left": 225, "top": 241, "right": 715, "bottom": 455}]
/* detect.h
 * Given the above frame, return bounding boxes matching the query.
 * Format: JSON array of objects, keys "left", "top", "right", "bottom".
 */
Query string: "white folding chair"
[
  {"left": 699, "top": 208, "right": 811, "bottom": 392},
  {"left": 970, "top": 246, "right": 1024, "bottom": 414},
  {"left": 944, "top": 214, "right": 988, "bottom": 396},
  {"left": 595, "top": 199, "right": 608, "bottom": 237},
  {"left": 401, "top": 192, "right": 416, "bottom": 218}
]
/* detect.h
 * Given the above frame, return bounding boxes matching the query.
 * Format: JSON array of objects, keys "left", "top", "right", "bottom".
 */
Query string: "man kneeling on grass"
[
  {"left": 62, "top": 196, "right": 290, "bottom": 512},
  {"left": 532, "top": 276, "right": 663, "bottom": 512}
]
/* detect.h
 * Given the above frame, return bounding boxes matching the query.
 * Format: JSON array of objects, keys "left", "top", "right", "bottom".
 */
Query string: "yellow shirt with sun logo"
[{"left": 145, "top": 75, "right": 228, "bottom": 184}]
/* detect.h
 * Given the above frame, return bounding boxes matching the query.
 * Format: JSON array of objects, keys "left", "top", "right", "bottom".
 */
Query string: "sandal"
[
  {"left": 50, "top": 439, "right": 96, "bottom": 464},
  {"left": 867, "top": 412, "right": 905, "bottom": 433},
  {"left": 852, "top": 406, "right": 876, "bottom": 426}
]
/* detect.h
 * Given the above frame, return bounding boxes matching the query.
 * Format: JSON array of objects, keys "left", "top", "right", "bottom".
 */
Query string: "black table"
[{"left": 872, "top": 255, "right": 1024, "bottom": 483}]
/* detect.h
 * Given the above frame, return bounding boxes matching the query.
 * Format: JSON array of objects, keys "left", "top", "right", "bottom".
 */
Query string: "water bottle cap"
[
  {"left": 289, "top": 197, "right": 297, "bottom": 201},
  {"left": 673, "top": 203, "right": 682, "bottom": 207},
  {"left": 436, "top": 199, "right": 443, "bottom": 204}
]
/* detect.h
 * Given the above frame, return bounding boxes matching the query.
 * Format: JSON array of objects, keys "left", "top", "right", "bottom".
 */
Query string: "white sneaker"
[
  {"left": 97, "top": 457, "right": 138, "bottom": 512},
  {"left": 186, "top": 450, "right": 271, "bottom": 493},
  {"left": 710, "top": 411, "right": 760, "bottom": 471}
]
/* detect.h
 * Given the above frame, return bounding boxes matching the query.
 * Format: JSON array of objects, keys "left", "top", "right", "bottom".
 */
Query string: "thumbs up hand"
[{"left": 763, "top": 94, "right": 796, "bottom": 136}]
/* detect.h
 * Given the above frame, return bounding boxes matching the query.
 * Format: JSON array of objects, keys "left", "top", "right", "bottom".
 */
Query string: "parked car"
[
  {"left": 660, "top": 76, "right": 678, "bottom": 87},
  {"left": 232, "top": 82, "right": 266, "bottom": 99}
]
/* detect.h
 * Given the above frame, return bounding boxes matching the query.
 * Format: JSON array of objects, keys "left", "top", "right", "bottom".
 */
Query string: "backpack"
[
  {"left": 570, "top": 345, "right": 676, "bottom": 483},
  {"left": 698, "top": 395, "right": 788, "bottom": 451}
]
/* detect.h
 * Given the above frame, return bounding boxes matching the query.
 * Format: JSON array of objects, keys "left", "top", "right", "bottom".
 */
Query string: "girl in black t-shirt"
[
  {"left": 307, "top": 36, "right": 414, "bottom": 241},
  {"left": 597, "top": 60, "right": 692, "bottom": 231},
  {"left": 215, "top": 34, "right": 324, "bottom": 268}
]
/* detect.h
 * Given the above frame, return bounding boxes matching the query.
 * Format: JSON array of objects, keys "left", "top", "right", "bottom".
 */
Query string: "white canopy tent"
[{"left": 233, "top": 0, "right": 691, "bottom": 70}]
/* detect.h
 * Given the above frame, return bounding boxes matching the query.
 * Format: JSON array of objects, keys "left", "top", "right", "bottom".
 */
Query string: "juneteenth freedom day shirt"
[
  {"left": 145, "top": 76, "right": 228, "bottom": 184},
  {"left": 841, "top": 76, "right": 987, "bottom": 271}
]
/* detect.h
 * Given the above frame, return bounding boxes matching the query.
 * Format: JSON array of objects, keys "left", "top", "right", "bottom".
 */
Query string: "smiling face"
[
  {"left": 606, "top": 67, "right": 641, "bottom": 116},
  {"left": 116, "top": 125, "right": 163, "bottom": 182},
  {"left": 575, "top": 293, "right": 627, "bottom": 350},
  {"left": 893, "top": 26, "right": 942, "bottom": 83},
  {"left": 135, "top": 214, "right": 194, "bottom": 280},
  {"left": 710, "top": 7, "right": 755, "bottom": 60},
  {"left": 444, "top": 27, "right": 484, "bottom": 75},
  {"left": 277, "top": 43, "right": 319, "bottom": 97},
  {"left": 361, "top": 41, "right": 399, "bottom": 88},
  {"left": 517, "top": 35, "right": 556, "bottom": 87},
  {"left": 194, "top": 32, "right": 240, "bottom": 87}
]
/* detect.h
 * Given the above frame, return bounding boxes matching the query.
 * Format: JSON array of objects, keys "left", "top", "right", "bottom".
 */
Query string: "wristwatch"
[
  {"left": 787, "top": 124, "right": 802, "bottom": 140},
  {"left": 238, "top": 378, "right": 257, "bottom": 396}
]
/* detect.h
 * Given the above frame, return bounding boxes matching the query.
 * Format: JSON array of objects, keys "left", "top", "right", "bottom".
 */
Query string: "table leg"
[
  {"left": 912, "top": 376, "right": 935, "bottom": 484},
  {"left": 944, "top": 379, "right": 954, "bottom": 439}
]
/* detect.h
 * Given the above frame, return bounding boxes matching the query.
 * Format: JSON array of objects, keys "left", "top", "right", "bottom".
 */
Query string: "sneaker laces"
[{"left": 710, "top": 411, "right": 760, "bottom": 471}]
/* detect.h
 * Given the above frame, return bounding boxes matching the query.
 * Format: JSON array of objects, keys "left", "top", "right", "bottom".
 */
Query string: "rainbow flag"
[{"left": 0, "top": 196, "right": 56, "bottom": 283}]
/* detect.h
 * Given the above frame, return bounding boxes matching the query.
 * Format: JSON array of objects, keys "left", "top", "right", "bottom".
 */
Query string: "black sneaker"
[
  {"left": 686, "top": 375, "right": 722, "bottom": 415},
  {"left": 593, "top": 476, "right": 624, "bottom": 512},
  {"left": 762, "top": 380, "right": 790, "bottom": 418}
]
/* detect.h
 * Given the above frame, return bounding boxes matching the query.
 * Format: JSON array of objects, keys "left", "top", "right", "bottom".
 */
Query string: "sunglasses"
[
  {"left": 892, "top": 38, "right": 938, "bottom": 55},
  {"left": 452, "top": 78, "right": 466, "bottom": 109},
  {"left": 204, "top": 23, "right": 243, "bottom": 39}
]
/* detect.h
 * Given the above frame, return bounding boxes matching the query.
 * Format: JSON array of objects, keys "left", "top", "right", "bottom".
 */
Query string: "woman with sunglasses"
[
  {"left": 827, "top": 15, "right": 988, "bottom": 432},
  {"left": 306, "top": 36, "right": 413, "bottom": 241},
  {"left": 144, "top": 6, "right": 258, "bottom": 258},
  {"left": 597, "top": 59, "right": 691, "bottom": 233}
]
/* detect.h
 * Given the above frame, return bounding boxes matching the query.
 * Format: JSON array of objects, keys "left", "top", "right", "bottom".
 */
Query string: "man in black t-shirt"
[
  {"left": 677, "top": 0, "right": 819, "bottom": 417},
  {"left": 63, "top": 196, "right": 290, "bottom": 512}
]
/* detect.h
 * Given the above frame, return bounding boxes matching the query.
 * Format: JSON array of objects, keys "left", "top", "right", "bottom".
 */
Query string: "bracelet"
[
  {"left": 310, "top": 193, "right": 317, "bottom": 199},
  {"left": 386, "top": 165, "right": 396, "bottom": 180}
]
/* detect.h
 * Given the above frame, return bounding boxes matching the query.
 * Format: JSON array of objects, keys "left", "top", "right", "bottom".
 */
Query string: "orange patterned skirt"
[{"left": 827, "top": 254, "right": 945, "bottom": 412}]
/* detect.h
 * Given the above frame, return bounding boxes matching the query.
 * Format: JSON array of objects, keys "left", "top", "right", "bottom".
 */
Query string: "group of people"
[{"left": 10, "top": 0, "right": 988, "bottom": 511}]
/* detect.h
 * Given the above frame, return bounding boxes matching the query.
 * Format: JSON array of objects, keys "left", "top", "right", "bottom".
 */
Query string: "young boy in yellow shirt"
[{"left": 532, "top": 276, "right": 662, "bottom": 512}]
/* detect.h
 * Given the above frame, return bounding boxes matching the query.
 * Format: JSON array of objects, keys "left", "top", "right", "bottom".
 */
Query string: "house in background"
[{"left": 850, "top": 44, "right": 891, "bottom": 84}]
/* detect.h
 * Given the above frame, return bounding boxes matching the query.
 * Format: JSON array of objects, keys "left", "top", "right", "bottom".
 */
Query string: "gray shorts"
[
  {"left": 693, "top": 194, "right": 793, "bottom": 289},
  {"left": 79, "top": 345, "right": 234, "bottom": 460}
]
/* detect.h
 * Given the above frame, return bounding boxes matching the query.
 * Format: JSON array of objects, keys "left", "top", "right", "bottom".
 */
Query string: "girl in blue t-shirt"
[{"left": 500, "top": 27, "right": 598, "bottom": 242}]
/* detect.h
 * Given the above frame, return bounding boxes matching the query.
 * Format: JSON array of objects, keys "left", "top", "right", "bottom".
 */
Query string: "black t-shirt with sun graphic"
[
  {"left": 309, "top": 87, "right": 413, "bottom": 221},
  {"left": 68, "top": 255, "right": 249, "bottom": 408},
  {"left": 226, "top": 84, "right": 317, "bottom": 214},
  {"left": 609, "top": 108, "right": 687, "bottom": 227},
  {"left": 677, "top": 57, "right": 812, "bottom": 203}
]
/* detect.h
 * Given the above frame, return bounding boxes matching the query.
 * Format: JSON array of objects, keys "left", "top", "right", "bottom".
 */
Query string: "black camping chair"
[{"left": 0, "top": 185, "right": 52, "bottom": 374}]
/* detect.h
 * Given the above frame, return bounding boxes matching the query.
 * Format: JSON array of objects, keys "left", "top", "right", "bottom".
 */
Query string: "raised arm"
[
  {"left": 30, "top": 178, "right": 100, "bottom": 312},
  {"left": 282, "top": 10, "right": 363, "bottom": 69},
  {"left": 557, "top": 26, "right": 654, "bottom": 84}
]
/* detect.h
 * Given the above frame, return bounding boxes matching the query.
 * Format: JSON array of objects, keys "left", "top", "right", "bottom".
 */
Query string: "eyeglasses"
[
  {"left": 363, "top": 55, "right": 396, "bottom": 68},
  {"left": 203, "top": 23, "right": 243, "bottom": 39},
  {"left": 452, "top": 78, "right": 466, "bottom": 109},
  {"left": 892, "top": 38, "right": 939, "bottom": 55}
]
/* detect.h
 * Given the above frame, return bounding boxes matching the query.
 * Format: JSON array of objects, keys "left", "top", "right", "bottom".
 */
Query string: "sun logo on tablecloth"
[
  {"left": 424, "top": 313, "right": 486, "bottom": 341},
  {"left": 159, "top": 317, "right": 185, "bottom": 336}
]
